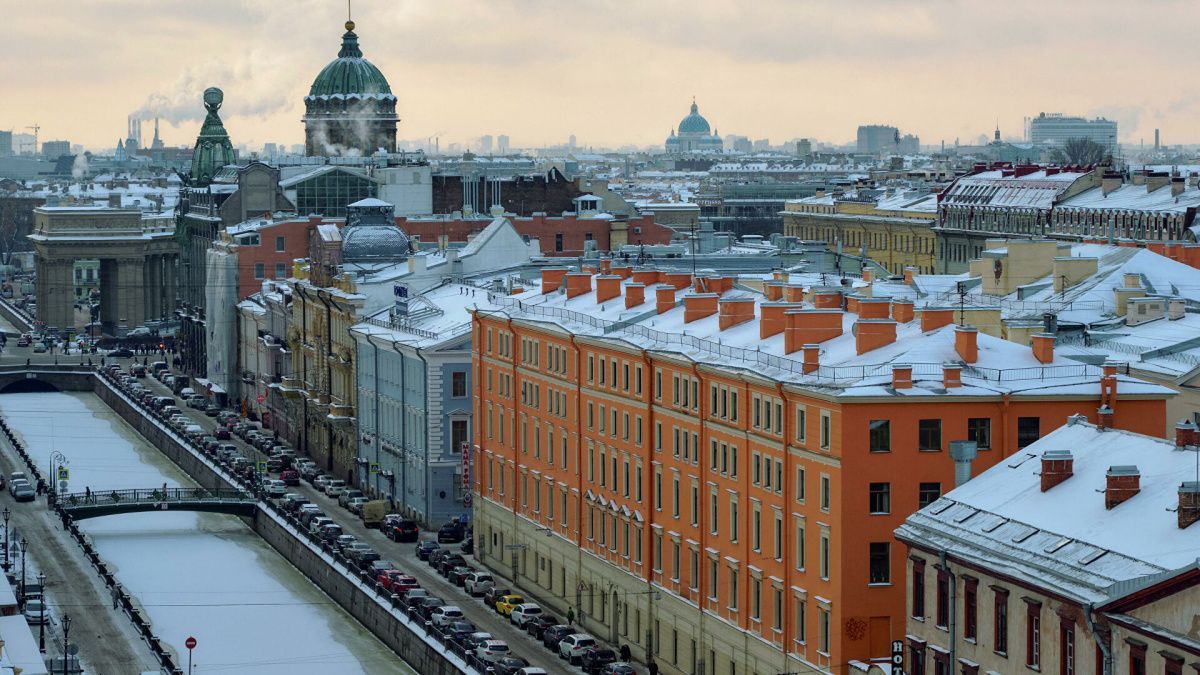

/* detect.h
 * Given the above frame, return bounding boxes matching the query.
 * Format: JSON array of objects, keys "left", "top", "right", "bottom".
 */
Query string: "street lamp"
[
  {"left": 18, "top": 537, "right": 27, "bottom": 605},
  {"left": 36, "top": 571, "right": 45, "bottom": 652},
  {"left": 2, "top": 507, "right": 10, "bottom": 572},
  {"left": 61, "top": 614, "right": 71, "bottom": 675}
]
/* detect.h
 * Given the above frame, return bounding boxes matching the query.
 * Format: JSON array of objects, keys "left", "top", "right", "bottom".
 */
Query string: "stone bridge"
[
  {"left": 0, "top": 364, "right": 95, "bottom": 394},
  {"left": 55, "top": 487, "right": 257, "bottom": 521}
]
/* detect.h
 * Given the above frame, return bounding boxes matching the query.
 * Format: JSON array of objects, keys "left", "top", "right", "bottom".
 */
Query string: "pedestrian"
[
  {"left": 100, "top": 357, "right": 105, "bottom": 367},
  {"left": 648, "top": 661, "right": 658, "bottom": 675},
  {"left": 567, "top": 607, "right": 575, "bottom": 626},
  {"left": 620, "top": 644, "right": 631, "bottom": 662},
  {"left": 85, "top": 486, "right": 91, "bottom": 503}
]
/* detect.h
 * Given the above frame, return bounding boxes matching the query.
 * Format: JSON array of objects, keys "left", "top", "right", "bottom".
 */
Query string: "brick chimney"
[
  {"left": 891, "top": 299, "right": 914, "bottom": 323},
  {"left": 943, "top": 363, "right": 962, "bottom": 388},
  {"left": 1032, "top": 333, "right": 1055, "bottom": 364},
  {"left": 664, "top": 272, "right": 692, "bottom": 290},
  {"left": 1097, "top": 405, "right": 1114, "bottom": 430},
  {"left": 854, "top": 319, "right": 897, "bottom": 355},
  {"left": 892, "top": 364, "right": 912, "bottom": 389},
  {"left": 541, "top": 267, "right": 567, "bottom": 294},
  {"left": 1040, "top": 450, "right": 1074, "bottom": 492},
  {"left": 1176, "top": 419, "right": 1197, "bottom": 449},
  {"left": 764, "top": 283, "right": 784, "bottom": 301},
  {"left": 611, "top": 264, "right": 633, "bottom": 279},
  {"left": 920, "top": 308, "right": 954, "bottom": 332},
  {"left": 1179, "top": 482, "right": 1200, "bottom": 529},
  {"left": 656, "top": 285, "right": 677, "bottom": 314},
  {"left": 812, "top": 291, "right": 842, "bottom": 309},
  {"left": 862, "top": 268, "right": 874, "bottom": 283},
  {"left": 803, "top": 344, "right": 820, "bottom": 374},
  {"left": 903, "top": 266, "right": 917, "bottom": 285},
  {"left": 718, "top": 298, "right": 755, "bottom": 330},
  {"left": 858, "top": 298, "right": 891, "bottom": 319},
  {"left": 784, "top": 310, "right": 844, "bottom": 354},
  {"left": 1172, "top": 175, "right": 1186, "bottom": 197},
  {"left": 625, "top": 283, "right": 646, "bottom": 309},
  {"left": 1105, "top": 465, "right": 1140, "bottom": 509},
  {"left": 595, "top": 275, "right": 621, "bottom": 304},
  {"left": 784, "top": 284, "right": 806, "bottom": 303},
  {"left": 1101, "top": 171, "right": 1122, "bottom": 196},
  {"left": 760, "top": 302, "right": 800, "bottom": 339},
  {"left": 684, "top": 294, "right": 719, "bottom": 323},
  {"left": 632, "top": 269, "right": 660, "bottom": 286},
  {"left": 566, "top": 272, "right": 592, "bottom": 299},
  {"left": 954, "top": 325, "right": 978, "bottom": 364},
  {"left": 598, "top": 258, "right": 612, "bottom": 275},
  {"left": 845, "top": 296, "right": 861, "bottom": 315}
]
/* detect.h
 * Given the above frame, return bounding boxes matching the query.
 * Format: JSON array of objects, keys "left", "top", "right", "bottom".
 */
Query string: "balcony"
[
  {"left": 328, "top": 400, "right": 355, "bottom": 425},
  {"left": 278, "top": 376, "right": 304, "bottom": 399}
]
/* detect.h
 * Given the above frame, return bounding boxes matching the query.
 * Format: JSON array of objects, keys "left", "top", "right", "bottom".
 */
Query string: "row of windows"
[
  {"left": 868, "top": 417, "right": 1040, "bottom": 453},
  {"left": 587, "top": 355, "right": 643, "bottom": 396},
  {"left": 252, "top": 262, "right": 289, "bottom": 280},
  {"left": 586, "top": 403, "right": 644, "bottom": 445}
]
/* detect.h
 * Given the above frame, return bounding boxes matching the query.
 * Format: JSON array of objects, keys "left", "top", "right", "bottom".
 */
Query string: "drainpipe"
[
  {"left": 569, "top": 334, "right": 585, "bottom": 625},
  {"left": 413, "top": 346, "right": 431, "bottom": 524},
  {"left": 316, "top": 290, "right": 334, "bottom": 473},
  {"left": 388, "top": 341, "right": 410, "bottom": 518},
  {"left": 690, "top": 361, "right": 707, "bottom": 675},
  {"left": 775, "top": 380, "right": 791, "bottom": 666},
  {"left": 1085, "top": 603, "right": 1112, "bottom": 675},
  {"left": 637, "top": 348, "right": 655, "bottom": 663},
  {"left": 366, "top": 333, "right": 383, "bottom": 501},
  {"left": 939, "top": 549, "right": 957, "bottom": 673}
]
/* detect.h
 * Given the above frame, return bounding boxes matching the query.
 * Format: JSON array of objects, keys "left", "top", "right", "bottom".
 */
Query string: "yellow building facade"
[{"left": 782, "top": 193, "right": 939, "bottom": 275}]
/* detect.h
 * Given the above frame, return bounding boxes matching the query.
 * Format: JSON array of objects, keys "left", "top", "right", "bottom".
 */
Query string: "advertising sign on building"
[{"left": 461, "top": 441, "right": 471, "bottom": 490}]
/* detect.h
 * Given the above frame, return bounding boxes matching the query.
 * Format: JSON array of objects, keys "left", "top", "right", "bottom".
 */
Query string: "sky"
[{"left": 4, "top": 0, "right": 1199, "bottom": 153}]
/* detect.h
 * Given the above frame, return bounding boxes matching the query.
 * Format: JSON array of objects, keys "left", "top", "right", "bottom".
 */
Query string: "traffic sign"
[
  {"left": 57, "top": 466, "right": 69, "bottom": 481},
  {"left": 256, "top": 460, "right": 268, "bottom": 475},
  {"left": 369, "top": 463, "right": 380, "bottom": 475},
  {"left": 58, "top": 480, "right": 68, "bottom": 492},
  {"left": 256, "top": 394, "right": 265, "bottom": 404},
  {"left": 185, "top": 636, "right": 197, "bottom": 650}
]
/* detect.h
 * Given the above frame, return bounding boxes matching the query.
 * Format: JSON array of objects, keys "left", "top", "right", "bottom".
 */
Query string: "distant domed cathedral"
[
  {"left": 665, "top": 100, "right": 722, "bottom": 154},
  {"left": 303, "top": 20, "right": 398, "bottom": 156}
]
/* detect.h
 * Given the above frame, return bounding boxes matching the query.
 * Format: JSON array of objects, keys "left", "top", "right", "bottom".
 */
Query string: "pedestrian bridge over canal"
[{"left": 55, "top": 488, "right": 257, "bottom": 520}]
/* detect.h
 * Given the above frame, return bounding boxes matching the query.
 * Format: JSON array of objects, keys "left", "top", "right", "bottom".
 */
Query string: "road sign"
[
  {"left": 256, "top": 394, "right": 265, "bottom": 404},
  {"left": 256, "top": 460, "right": 268, "bottom": 475},
  {"left": 185, "top": 636, "right": 197, "bottom": 650},
  {"left": 57, "top": 466, "right": 69, "bottom": 481},
  {"left": 67, "top": 643, "right": 78, "bottom": 656},
  {"left": 463, "top": 494, "right": 472, "bottom": 507},
  {"left": 369, "top": 463, "right": 380, "bottom": 475},
  {"left": 58, "top": 480, "right": 68, "bottom": 492}
]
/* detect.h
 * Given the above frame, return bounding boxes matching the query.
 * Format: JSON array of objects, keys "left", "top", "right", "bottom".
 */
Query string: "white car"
[
  {"left": 264, "top": 480, "right": 287, "bottom": 497},
  {"left": 324, "top": 479, "right": 347, "bottom": 497},
  {"left": 464, "top": 572, "right": 494, "bottom": 596},
  {"left": 23, "top": 599, "right": 48, "bottom": 625},
  {"left": 430, "top": 605, "right": 465, "bottom": 627},
  {"left": 558, "top": 634, "right": 596, "bottom": 664},
  {"left": 509, "top": 602, "right": 543, "bottom": 627},
  {"left": 475, "top": 639, "right": 510, "bottom": 663}
]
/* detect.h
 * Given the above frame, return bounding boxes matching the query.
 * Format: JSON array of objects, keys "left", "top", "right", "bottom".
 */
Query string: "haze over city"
[{"left": 4, "top": 0, "right": 1199, "bottom": 151}]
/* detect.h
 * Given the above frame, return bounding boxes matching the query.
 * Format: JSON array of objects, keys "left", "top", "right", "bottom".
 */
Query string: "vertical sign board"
[
  {"left": 891, "top": 639, "right": 906, "bottom": 675},
  {"left": 461, "top": 441, "right": 473, "bottom": 491}
]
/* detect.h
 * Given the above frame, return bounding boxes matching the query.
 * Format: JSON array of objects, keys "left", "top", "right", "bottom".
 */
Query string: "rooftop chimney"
[
  {"left": 802, "top": 344, "right": 820, "bottom": 374},
  {"left": 862, "top": 268, "right": 874, "bottom": 283},
  {"left": 1032, "top": 333, "right": 1055, "bottom": 364},
  {"left": 1097, "top": 404, "right": 1114, "bottom": 430},
  {"left": 632, "top": 269, "right": 660, "bottom": 286},
  {"left": 656, "top": 285, "right": 677, "bottom": 315},
  {"left": 1040, "top": 450, "right": 1074, "bottom": 492},
  {"left": 892, "top": 364, "right": 912, "bottom": 389},
  {"left": 683, "top": 293, "right": 719, "bottom": 323},
  {"left": 718, "top": 298, "right": 755, "bottom": 330},
  {"left": 760, "top": 302, "right": 800, "bottom": 339},
  {"left": 595, "top": 275, "right": 621, "bottom": 304},
  {"left": 1105, "top": 465, "right": 1140, "bottom": 509},
  {"left": 954, "top": 325, "right": 978, "bottom": 364},
  {"left": 1172, "top": 176, "right": 1186, "bottom": 197},
  {"left": 920, "top": 308, "right": 954, "bottom": 332},
  {"left": 784, "top": 310, "right": 844, "bottom": 354},
  {"left": 541, "top": 268, "right": 567, "bottom": 294},
  {"left": 625, "top": 283, "right": 646, "bottom": 309},
  {"left": 812, "top": 290, "right": 842, "bottom": 309},
  {"left": 943, "top": 363, "right": 962, "bottom": 388},
  {"left": 1176, "top": 419, "right": 1197, "bottom": 449},
  {"left": 784, "top": 284, "right": 806, "bottom": 303},
  {"left": 949, "top": 440, "right": 978, "bottom": 487},
  {"left": 1101, "top": 171, "right": 1122, "bottom": 196},
  {"left": 664, "top": 272, "right": 692, "bottom": 290},
  {"left": 1179, "top": 482, "right": 1200, "bottom": 529},
  {"left": 854, "top": 319, "right": 897, "bottom": 355},
  {"left": 565, "top": 272, "right": 592, "bottom": 299},
  {"left": 858, "top": 298, "right": 891, "bottom": 320},
  {"left": 764, "top": 282, "right": 784, "bottom": 302},
  {"left": 891, "top": 299, "right": 914, "bottom": 323},
  {"left": 903, "top": 266, "right": 917, "bottom": 285}
]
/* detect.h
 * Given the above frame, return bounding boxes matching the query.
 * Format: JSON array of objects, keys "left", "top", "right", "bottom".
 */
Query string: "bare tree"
[{"left": 1051, "top": 137, "right": 1108, "bottom": 165}]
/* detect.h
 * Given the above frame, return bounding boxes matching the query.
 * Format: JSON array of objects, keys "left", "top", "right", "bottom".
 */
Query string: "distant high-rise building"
[
  {"left": 568, "top": 134, "right": 577, "bottom": 149},
  {"left": 41, "top": 140, "right": 71, "bottom": 159},
  {"left": 263, "top": 143, "right": 278, "bottom": 156},
  {"left": 0, "top": 131, "right": 12, "bottom": 157},
  {"left": 795, "top": 138, "right": 812, "bottom": 158},
  {"left": 732, "top": 137, "right": 752, "bottom": 153},
  {"left": 856, "top": 125, "right": 918, "bottom": 155},
  {"left": 497, "top": 135, "right": 510, "bottom": 153},
  {"left": 1028, "top": 112, "right": 1117, "bottom": 153},
  {"left": 478, "top": 135, "right": 493, "bottom": 153},
  {"left": 752, "top": 138, "right": 770, "bottom": 151},
  {"left": 1154, "top": 128, "right": 1160, "bottom": 151}
]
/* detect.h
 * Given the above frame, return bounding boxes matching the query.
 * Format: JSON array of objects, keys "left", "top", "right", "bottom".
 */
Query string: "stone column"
[
  {"left": 164, "top": 255, "right": 177, "bottom": 316},
  {"left": 47, "top": 259, "right": 75, "bottom": 333},
  {"left": 34, "top": 254, "right": 48, "bottom": 326},
  {"left": 117, "top": 258, "right": 145, "bottom": 331},
  {"left": 99, "top": 258, "right": 118, "bottom": 333}
]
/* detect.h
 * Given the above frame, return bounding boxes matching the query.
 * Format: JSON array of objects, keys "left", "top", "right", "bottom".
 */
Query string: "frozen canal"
[{"left": 0, "top": 392, "right": 413, "bottom": 674}]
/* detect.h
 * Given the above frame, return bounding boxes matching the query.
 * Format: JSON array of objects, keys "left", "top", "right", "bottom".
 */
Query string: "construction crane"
[{"left": 25, "top": 124, "right": 40, "bottom": 154}]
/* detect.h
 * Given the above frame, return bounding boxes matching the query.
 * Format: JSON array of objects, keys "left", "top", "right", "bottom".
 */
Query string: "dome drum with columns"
[
  {"left": 303, "top": 20, "right": 399, "bottom": 157},
  {"left": 665, "top": 100, "right": 723, "bottom": 154},
  {"left": 340, "top": 198, "right": 410, "bottom": 263}
]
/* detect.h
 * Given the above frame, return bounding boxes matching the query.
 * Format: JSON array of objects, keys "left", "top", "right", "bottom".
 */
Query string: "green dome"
[
  {"left": 306, "top": 23, "right": 395, "bottom": 100},
  {"left": 678, "top": 101, "right": 712, "bottom": 135}
]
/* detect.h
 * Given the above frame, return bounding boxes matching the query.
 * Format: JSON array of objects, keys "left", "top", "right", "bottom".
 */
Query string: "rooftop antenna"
[{"left": 956, "top": 280, "right": 967, "bottom": 326}]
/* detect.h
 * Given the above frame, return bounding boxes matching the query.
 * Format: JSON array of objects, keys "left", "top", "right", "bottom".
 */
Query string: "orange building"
[{"left": 470, "top": 263, "right": 1171, "bottom": 675}]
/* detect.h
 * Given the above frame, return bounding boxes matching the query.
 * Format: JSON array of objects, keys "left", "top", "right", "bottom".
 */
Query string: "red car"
[
  {"left": 377, "top": 570, "right": 418, "bottom": 592},
  {"left": 214, "top": 427, "right": 231, "bottom": 440},
  {"left": 280, "top": 469, "right": 300, "bottom": 486}
]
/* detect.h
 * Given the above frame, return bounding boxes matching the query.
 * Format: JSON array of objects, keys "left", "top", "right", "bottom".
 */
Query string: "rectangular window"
[
  {"left": 994, "top": 588, "right": 1009, "bottom": 655},
  {"left": 275, "top": 235, "right": 286, "bottom": 252},
  {"left": 819, "top": 475, "right": 831, "bottom": 511},
  {"left": 254, "top": 262, "right": 265, "bottom": 279},
  {"left": 967, "top": 417, "right": 992, "bottom": 449},
  {"left": 1017, "top": 417, "right": 1041, "bottom": 448},
  {"left": 869, "top": 542, "right": 890, "bottom": 584},
  {"left": 820, "top": 413, "right": 831, "bottom": 449},
  {"left": 795, "top": 598, "right": 807, "bottom": 643},
  {"left": 819, "top": 532, "right": 830, "bottom": 579},
  {"left": 672, "top": 477, "right": 680, "bottom": 518},
  {"left": 912, "top": 560, "right": 926, "bottom": 618},
  {"left": 795, "top": 406, "right": 806, "bottom": 442},
  {"left": 918, "top": 419, "right": 942, "bottom": 452},
  {"left": 773, "top": 588, "right": 783, "bottom": 631},
  {"left": 936, "top": 571, "right": 949, "bottom": 628},
  {"left": 918, "top": 482, "right": 942, "bottom": 508},
  {"left": 964, "top": 579, "right": 978, "bottom": 641},
  {"left": 730, "top": 498, "right": 738, "bottom": 542},
  {"left": 274, "top": 262, "right": 286, "bottom": 278},
  {"left": 796, "top": 466, "right": 806, "bottom": 502},
  {"left": 869, "top": 419, "right": 891, "bottom": 452},
  {"left": 655, "top": 471, "right": 662, "bottom": 510},
  {"left": 751, "top": 578, "right": 761, "bottom": 620},
  {"left": 729, "top": 569, "right": 738, "bottom": 610},
  {"left": 1027, "top": 602, "right": 1041, "bottom": 669},
  {"left": 818, "top": 608, "right": 830, "bottom": 653},
  {"left": 555, "top": 233, "right": 564, "bottom": 252},
  {"left": 869, "top": 482, "right": 891, "bottom": 515},
  {"left": 451, "top": 371, "right": 467, "bottom": 398},
  {"left": 795, "top": 520, "right": 806, "bottom": 569},
  {"left": 1129, "top": 643, "right": 1146, "bottom": 675},
  {"left": 1060, "top": 621, "right": 1074, "bottom": 675}
]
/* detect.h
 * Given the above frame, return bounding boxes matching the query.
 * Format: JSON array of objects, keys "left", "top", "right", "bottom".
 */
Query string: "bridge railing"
[{"left": 58, "top": 487, "right": 252, "bottom": 509}]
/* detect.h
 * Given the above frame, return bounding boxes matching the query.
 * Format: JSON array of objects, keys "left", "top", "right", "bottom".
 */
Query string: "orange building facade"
[{"left": 470, "top": 264, "right": 1171, "bottom": 675}]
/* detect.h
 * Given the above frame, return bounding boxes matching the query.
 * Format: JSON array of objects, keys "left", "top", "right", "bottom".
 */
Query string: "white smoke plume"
[
  {"left": 71, "top": 153, "right": 89, "bottom": 179},
  {"left": 133, "top": 53, "right": 293, "bottom": 126}
]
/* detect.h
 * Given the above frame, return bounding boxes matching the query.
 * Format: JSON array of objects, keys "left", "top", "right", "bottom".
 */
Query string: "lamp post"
[
  {"left": 36, "top": 571, "right": 45, "bottom": 652},
  {"left": 2, "top": 507, "right": 10, "bottom": 572},
  {"left": 18, "top": 537, "right": 27, "bottom": 606},
  {"left": 61, "top": 614, "right": 71, "bottom": 675}
]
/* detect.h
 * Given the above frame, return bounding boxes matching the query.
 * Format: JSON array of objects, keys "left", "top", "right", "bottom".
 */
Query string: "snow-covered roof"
[
  {"left": 351, "top": 282, "right": 503, "bottom": 349},
  {"left": 896, "top": 419, "right": 1200, "bottom": 603},
  {"left": 1059, "top": 182, "right": 1200, "bottom": 213},
  {"left": 942, "top": 169, "right": 1089, "bottom": 209}
]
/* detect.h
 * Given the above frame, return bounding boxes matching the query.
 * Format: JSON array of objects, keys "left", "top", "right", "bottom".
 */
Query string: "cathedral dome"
[
  {"left": 307, "top": 22, "right": 395, "bottom": 102},
  {"left": 340, "top": 197, "right": 409, "bottom": 263},
  {"left": 677, "top": 101, "right": 712, "bottom": 135}
]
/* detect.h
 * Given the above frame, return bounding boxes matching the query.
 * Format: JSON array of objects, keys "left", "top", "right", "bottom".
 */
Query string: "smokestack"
[
  {"left": 1040, "top": 450, "right": 1074, "bottom": 492},
  {"left": 1179, "top": 482, "right": 1200, "bottom": 529},
  {"left": 949, "top": 440, "right": 978, "bottom": 487}
]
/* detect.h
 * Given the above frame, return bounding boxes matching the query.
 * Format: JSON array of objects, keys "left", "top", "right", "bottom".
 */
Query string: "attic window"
[{"left": 1043, "top": 537, "right": 1072, "bottom": 554}]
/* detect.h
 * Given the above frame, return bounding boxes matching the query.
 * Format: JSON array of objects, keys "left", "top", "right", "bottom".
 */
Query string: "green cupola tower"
[
  {"left": 189, "top": 87, "right": 235, "bottom": 186},
  {"left": 302, "top": 20, "right": 398, "bottom": 156}
]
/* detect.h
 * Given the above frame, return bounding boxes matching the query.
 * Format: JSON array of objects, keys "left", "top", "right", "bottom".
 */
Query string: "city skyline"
[{"left": 3, "top": 1, "right": 1198, "bottom": 152}]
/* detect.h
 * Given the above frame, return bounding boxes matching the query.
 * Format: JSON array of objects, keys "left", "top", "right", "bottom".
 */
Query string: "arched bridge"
[
  {"left": 0, "top": 364, "right": 95, "bottom": 394},
  {"left": 56, "top": 488, "right": 257, "bottom": 520}
]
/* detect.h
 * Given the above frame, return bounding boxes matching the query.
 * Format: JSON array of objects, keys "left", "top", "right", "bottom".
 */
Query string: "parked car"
[
  {"left": 205, "top": 404, "right": 221, "bottom": 417},
  {"left": 599, "top": 663, "right": 636, "bottom": 675},
  {"left": 387, "top": 517, "right": 420, "bottom": 542},
  {"left": 400, "top": 588, "right": 428, "bottom": 607},
  {"left": 337, "top": 489, "right": 364, "bottom": 508},
  {"left": 475, "top": 640, "right": 511, "bottom": 663},
  {"left": 542, "top": 624, "right": 575, "bottom": 651},
  {"left": 334, "top": 535, "right": 358, "bottom": 553},
  {"left": 495, "top": 594, "right": 525, "bottom": 616},
  {"left": 23, "top": 598, "right": 48, "bottom": 625},
  {"left": 347, "top": 496, "right": 369, "bottom": 515},
  {"left": 413, "top": 596, "right": 446, "bottom": 621},
  {"left": 430, "top": 605, "right": 465, "bottom": 627},
  {"left": 11, "top": 481, "right": 34, "bottom": 502},
  {"left": 437, "top": 521, "right": 466, "bottom": 543},
  {"left": 458, "top": 631, "right": 492, "bottom": 653},
  {"left": 526, "top": 614, "right": 560, "bottom": 639},
  {"left": 517, "top": 668, "right": 549, "bottom": 675},
  {"left": 448, "top": 565, "right": 474, "bottom": 586},
  {"left": 581, "top": 648, "right": 618, "bottom": 675},
  {"left": 415, "top": 540, "right": 441, "bottom": 560},
  {"left": 343, "top": 542, "right": 373, "bottom": 561},
  {"left": 510, "top": 603, "right": 543, "bottom": 627},
  {"left": 437, "top": 554, "right": 466, "bottom": 576},
  {"left": 461, "top": 536, "right": 474, "bottom": 555},
  {"left": 492, "top": 656, "right": 530, "bottom": 675},
  {"left": 445, "top": 620, "right": 477, "bottom": 643},
  {"left": 559, "top": 634, "right": 597, "bottom": 664},
  {"left": 264, "top": 479, "right": 287, "bottom": 497},
  {"left": 483, "top": 586, "right": 512, "bottom": 609},
  {"left": 464, "top": 571, "right": 494, "bottom": 596}
]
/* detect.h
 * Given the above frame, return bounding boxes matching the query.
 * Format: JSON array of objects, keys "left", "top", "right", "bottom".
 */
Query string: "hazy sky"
[{"left": 4, "top": 1, "right": 1197, "bottom": 152}]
